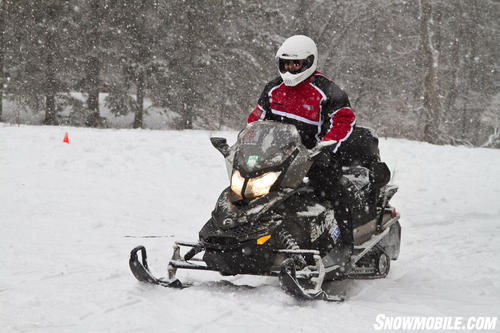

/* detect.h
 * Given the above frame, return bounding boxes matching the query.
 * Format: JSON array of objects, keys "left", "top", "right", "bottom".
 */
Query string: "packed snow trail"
[{"left": 1, "top": 124, "right": 499, "bottom": 332}]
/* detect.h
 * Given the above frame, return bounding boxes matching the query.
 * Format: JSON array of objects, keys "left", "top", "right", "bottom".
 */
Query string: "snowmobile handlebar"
[{"left": 309, "top": 140, "right": 337, "bottom": 158}]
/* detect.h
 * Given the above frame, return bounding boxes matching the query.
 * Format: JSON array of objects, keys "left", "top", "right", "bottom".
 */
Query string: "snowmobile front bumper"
[
  {"left": 129, "top": 241, "right": 339, "bottom": 300},
  {"left": 167, "top": 241, "right": 324, "bottom": 281}
]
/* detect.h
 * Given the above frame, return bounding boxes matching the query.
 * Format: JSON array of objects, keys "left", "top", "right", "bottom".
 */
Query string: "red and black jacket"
[{"left": 248, "top": 71, "right": 355, "bottom": 152}]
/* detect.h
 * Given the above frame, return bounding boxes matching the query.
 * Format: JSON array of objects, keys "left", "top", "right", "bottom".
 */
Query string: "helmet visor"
[
  {"left": 278, "top": 55, "right": 315, "bottom": 74},
  {"left": 278, "top": 58, "right": 306, "bottom": 74}
]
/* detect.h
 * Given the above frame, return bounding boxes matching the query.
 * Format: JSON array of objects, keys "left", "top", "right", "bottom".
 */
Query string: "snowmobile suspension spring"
[
  {"left": 278, "top": 230, "right": 300, "bottom": 250},
  {"left": 278, "top": 229, "right": 307, "bottom": 269}
]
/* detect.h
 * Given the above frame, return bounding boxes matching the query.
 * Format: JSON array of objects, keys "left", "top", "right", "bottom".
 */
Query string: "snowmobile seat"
[
  {"left": 334, "top": 126, "right": 391, "bottom": 230},
  {"left": 335, "top": 126, "right": 381, "bottom": 170}
]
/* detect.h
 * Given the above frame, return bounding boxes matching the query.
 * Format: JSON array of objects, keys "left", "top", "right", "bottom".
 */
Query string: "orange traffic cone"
[{"left": 63, "top": 132, "right": 69, "bottom": 144}]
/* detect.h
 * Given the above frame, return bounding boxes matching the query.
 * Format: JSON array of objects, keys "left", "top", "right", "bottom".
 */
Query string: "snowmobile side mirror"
[
  {"left": 210, "top": 137, "right": 230, "bottom": 157},
  {"left": 309, "top": 140, "right": 337, "bottom": 158},
  {"left": 371, "top": 162, "right": 390, "bottom": 189}
]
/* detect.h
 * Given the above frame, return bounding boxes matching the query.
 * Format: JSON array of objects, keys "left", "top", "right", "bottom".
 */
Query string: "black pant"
[
  {"left": 307, "top": 126, "right": 382, "bottom": 247},
  {"left": 308, "top": 162, "right": 353, "bottom": 247}
]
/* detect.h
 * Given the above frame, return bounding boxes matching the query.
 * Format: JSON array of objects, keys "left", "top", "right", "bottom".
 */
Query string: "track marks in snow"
[
  {"left": 102, "top": 299, "right": 143, "bottom": 314},
  {"left": 190, "top": 310, "right": 234, "bottom": 332}
]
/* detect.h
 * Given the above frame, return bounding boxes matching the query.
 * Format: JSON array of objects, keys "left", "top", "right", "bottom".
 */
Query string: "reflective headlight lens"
[
  {"left": 231, "top": 170, "right": 245, "bottom": 196},
  {"left": 230, "top": 170, "right": 281, "bottom": 199},
  {"left": 246, "top": 171, "right": 280, "bottom": 198}
]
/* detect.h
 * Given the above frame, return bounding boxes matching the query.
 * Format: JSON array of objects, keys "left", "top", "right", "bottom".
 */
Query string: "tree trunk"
[
  {"left": 133, "top": 70, "right": 144, "bottom": 129},
  {"left": 445, "top": 39, "right": 459, "bottom": 117},
  {"left": 181, "top": 5, "right": 194, "bottom": 130},
  {"left": 43, "top": 4, "right": 57, "bottom": 126},
  {"left": 86, "top": 55, "right": 100, "bottom": 127},
  {"left": 419, "top": 0, "right": 442, "bottom": 144},
  {"left": 0, "top": 0, "right": 5, "bottom": 122},
  {"left": 44, "top": 40, "right": 57, "bottom": 125},
  {"left": 85, "top": 0, "right": 100, "bottom": 127}
]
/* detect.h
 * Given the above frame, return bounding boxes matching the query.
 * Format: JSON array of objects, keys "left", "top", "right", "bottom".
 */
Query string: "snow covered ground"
[{"left": 1, "top": 124, "right": 499, "bottom": 332}]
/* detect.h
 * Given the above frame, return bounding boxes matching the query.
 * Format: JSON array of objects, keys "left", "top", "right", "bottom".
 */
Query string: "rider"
[
  {"left": 247, "top": 35, "right": 358, "bottom": 254},
  {"left": 248, "top": 35, "right": 355, "bottom": 152}
]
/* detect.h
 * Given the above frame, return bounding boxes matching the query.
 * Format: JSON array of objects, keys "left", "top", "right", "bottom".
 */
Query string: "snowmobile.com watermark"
[{"left": 373, "top": 314, "right": 497, "bottom": 331}]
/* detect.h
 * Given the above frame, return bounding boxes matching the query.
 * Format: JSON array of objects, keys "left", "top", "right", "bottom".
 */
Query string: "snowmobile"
[{"left": 129, "top": 121, "right": 401, "bottom": 301}]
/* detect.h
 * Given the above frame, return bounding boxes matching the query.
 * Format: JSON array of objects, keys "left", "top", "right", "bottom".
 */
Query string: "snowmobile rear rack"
[{"left": 352, "top": 213, "right": 400, "bottom": 265}]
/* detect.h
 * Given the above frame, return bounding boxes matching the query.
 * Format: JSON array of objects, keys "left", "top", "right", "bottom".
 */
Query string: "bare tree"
[
  {"left": 43, "top": 1, "right": 59, "bottom": 125},
  {"left": 84, "top": 0, "right": 101, "bottom": 127},
  {"left": 419, "top": 0, "right": 442, "bottom": 144},
  {"left": 0, "top": 0, "right": 5, "bottom": 121}
]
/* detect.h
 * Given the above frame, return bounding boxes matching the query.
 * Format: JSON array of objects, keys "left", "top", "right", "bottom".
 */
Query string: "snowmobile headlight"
[
  {"left": 231, "top": 170, "right": 245, "bottom": 196},
  {"left": 231, "top": 170, "right": 281, "bottom": 199},
  {"left": 245, "top": 171, "right": 281, "bottom": 198}
]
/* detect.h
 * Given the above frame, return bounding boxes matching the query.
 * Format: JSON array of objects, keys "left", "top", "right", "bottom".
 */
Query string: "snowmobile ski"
[
  {"left": 279, "top": 258, "right": 344, "bottom": 302},
  {"left": 129, "top": 246, "right": 190, "bottom": 288}
]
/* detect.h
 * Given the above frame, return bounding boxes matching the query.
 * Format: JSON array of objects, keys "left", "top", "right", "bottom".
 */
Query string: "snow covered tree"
[
  {"left": 104, "top": 0, "right": 167, "bottom": 129},
  {"left": 4, "top": 0, "right": 78, "bottom": 124},
  {"left": 0, "top": 0, "right": 497, "bottom": 147}
]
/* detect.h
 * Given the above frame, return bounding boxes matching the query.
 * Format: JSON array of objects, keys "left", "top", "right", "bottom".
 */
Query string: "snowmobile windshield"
[{"left": 234, "top": 121, "right": 301, "bottom": 174}]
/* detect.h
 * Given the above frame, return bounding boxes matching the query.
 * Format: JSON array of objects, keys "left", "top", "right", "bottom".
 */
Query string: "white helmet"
[{"left": 275, "top": 35, "right": 318, "bottom": 87}]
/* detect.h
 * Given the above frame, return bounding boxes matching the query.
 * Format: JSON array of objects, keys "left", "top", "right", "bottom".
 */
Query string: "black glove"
[{"left": 314, "top": 149, "right": 333, "bottom": 168}]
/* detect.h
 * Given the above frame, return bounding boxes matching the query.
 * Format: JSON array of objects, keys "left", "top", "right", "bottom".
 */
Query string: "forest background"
[{"left": 0, "top": 0, "right": 498, "bottom": 147}]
